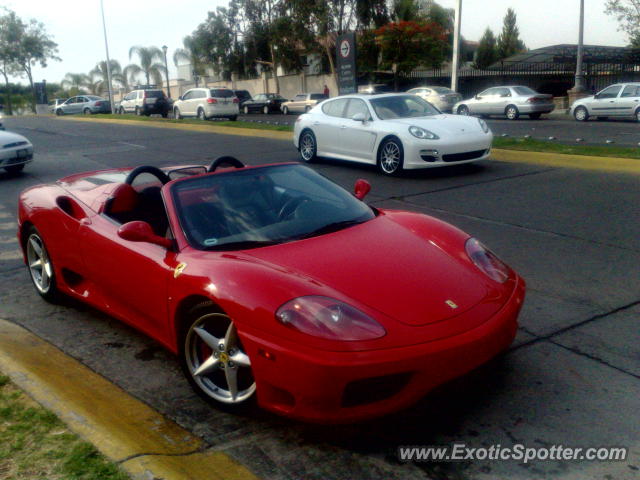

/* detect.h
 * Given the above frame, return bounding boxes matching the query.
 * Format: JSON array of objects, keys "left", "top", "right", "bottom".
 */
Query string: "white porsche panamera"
[{"left": 293, "top": 93, "right": 493, "bottom": 175}]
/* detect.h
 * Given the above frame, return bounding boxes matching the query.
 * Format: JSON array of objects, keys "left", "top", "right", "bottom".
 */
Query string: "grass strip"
[
  {"left": 0, "top": 374, "right": 129, "bottom": 480},
  {"left": 92, "top": 113, "right": 292, "bottom": 131}
]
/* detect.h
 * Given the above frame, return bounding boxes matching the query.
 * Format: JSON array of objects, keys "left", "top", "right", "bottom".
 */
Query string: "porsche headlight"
[
  {"left": 465, "top": 237, "right": 510, "bottom": 283},
  {"left": 477, "top": 118, "right": 490, "bottom": 133},
  {"left": 276, "top": 296, "right": 386, "bottom": 341},
  {"left": 409, "top": 126, "right": 439, "bottom": 140}
]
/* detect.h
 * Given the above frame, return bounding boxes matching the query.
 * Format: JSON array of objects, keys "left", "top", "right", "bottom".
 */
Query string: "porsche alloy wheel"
[
  {"left": 25, "top": 228, "right": 58, "bottom": 302},
  {"left": 299, "top": 130, "right": 317, "bottom": 162},
  {"left": 378, "top": 138, "right": 404, "bottom": 175},
  {"left": 183, "top": 310, "right": 256, "bottom": 407}
]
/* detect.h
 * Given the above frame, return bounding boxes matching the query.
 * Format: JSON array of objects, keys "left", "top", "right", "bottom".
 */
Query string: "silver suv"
[
  {"left": 173, "top": 88, "right": 239, "bottom": 121},
  {"left": 570, "top": 83, "right": 640, "bottom": 121},
  {"left": 118, "top": 88, "right": 170, "bottom": 117}
]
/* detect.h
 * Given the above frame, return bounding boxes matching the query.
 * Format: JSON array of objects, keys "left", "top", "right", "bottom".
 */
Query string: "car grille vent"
[
  {"left": 3, "top": 141, "right": 28, "bottom": 149},
  {"left": 442, "top": 149, "right": 486, "bottom": 162},
  {"left": 342, "top": 372, "right": 412, "bottom": 407}
]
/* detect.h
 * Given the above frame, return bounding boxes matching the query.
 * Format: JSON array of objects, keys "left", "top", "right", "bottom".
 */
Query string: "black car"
[
  {"left": 233, "top": 89, "right": 252, "bottom": 107},
  {"left": 242, "top": 93, "right": 287, "bottom": 114}
]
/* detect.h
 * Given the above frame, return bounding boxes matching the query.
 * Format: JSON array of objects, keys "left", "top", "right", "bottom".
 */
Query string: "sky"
[{"left": 2, "top": 0, "right": 629, "bottom": 86}]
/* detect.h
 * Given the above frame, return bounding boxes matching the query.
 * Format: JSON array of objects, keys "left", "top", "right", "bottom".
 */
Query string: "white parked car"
[
  {"left": 173, "top": 88, "right": 239, "bottom": 121},
  {"left": 0, "top": 130, "right": 34, "bottom": 174},
  {"left": 406, "top": 86, "right": 462, "bottom": 112},
  {"left": 570, "top": 83, "right": 640, "bottom": 121},
  {"left": 293, "top": 93, "right": 493, "bottom": 176}
]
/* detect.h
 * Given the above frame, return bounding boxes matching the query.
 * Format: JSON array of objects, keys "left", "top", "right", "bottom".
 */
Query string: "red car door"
[{"left": 79, "top": 213, "right": 176, "bottom": 342}]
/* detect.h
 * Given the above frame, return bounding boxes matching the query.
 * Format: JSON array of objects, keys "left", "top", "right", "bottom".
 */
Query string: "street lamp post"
[
  {"left": 450, "top": 0, "right": 462, "bottom": 92},
  {"left": 574, "top": 0, "right": 585, "bottom": 92},
  {"left": 100, "top": 0, "right": 114, "bottom": 113},
  {"left": 162, "top": 45, "right": 171, "bottom": 98}
]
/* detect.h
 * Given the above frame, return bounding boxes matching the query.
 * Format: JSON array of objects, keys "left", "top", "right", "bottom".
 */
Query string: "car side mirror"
[
  {"left": 354, "top": 179, "right": 371, "bottom": 200},
  {"left": 118, "top": 221, "right": 172, "bottom": 249},
  {"left": 594, "top": 94, "right": 601, "bottom": 99},
  {"left": 475, "top": 95, "right": 481, "bottom": 100},
  {"left": 352, "top": 112, "right": 366, "bottom": 122},
  {"left": 178, "top": 95, "right": 184, "bottom": 101}
]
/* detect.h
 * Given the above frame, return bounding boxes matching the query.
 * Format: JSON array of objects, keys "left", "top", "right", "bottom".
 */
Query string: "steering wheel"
[
  {"left": 278, "top": 196, "right": 310, "bottom": 220},
  {"left": 124, "top": 165, "right": 170, "bottom": 185},
  {"left": 207, "top": 156, "right": 245, "bottom": 173}
]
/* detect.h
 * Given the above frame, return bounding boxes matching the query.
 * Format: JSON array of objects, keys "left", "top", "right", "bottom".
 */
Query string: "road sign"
[{"left": 336, "top": 32, "right": 357, "bottom": 95}]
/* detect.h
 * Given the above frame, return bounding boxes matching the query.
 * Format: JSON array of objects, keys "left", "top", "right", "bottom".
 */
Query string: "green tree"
[
  {"left": 2, "top": 10, "right": 59, "bottom": 112},
  {"left": 474, "top": 27, "right": 498, "bottom": 69},
  {"left": 497, "top": 8, "right": 526, "bottom": 60},
  {"left": 0, "top": 10, "right": 22, "bottom": 114},
  {"left": 605, "top": 0, "right": 640, "bottom": 44},
  {"left": 61, "top": 72, "right": 90, "bottom": 95},
  {"left": 127, "top": 46, "right": 166, "bottom": 87},
  {"left": 89, "top": 60, "right": 123, "bottom": 94},
  {"left": 376, "top": 20, "right": 447, "bottom": 90}
]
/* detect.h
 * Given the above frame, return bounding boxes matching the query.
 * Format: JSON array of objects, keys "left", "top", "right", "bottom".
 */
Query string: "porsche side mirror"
[
  {"left": 354, "top": 179, "right": 371, "bottom": 200},
  {"left": 118, "top": 221, "right": 172, "bottom": 249},
  {"left": 352, "top": 112, "right": 366, "bottom": 122}
]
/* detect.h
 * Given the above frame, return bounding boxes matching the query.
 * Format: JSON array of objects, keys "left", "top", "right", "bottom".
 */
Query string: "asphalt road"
[
  {"left": 1, "top": 116, "right": 639, "bottom": 480},
  {"left": 240, "top": 111, "right": 640, "bottom": 147}
]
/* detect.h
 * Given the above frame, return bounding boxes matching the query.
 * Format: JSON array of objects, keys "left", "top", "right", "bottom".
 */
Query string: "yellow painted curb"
[
  {"left": 61, "top": 115, "right": 292, "bottom": 141},
  {"left": 492, "top": 148, "right": 640, "bottom": 175},
  {"left": 0, "top": 319, "right": 259, "bottom": 480}
]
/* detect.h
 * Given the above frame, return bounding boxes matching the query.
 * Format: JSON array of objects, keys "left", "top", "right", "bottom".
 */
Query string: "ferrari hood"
[
  {"left": 246, "top": 214, "right": 488, "bottom": 326},
  {"left": 386, "top": 115, "right": 484, "bottom": 136}
]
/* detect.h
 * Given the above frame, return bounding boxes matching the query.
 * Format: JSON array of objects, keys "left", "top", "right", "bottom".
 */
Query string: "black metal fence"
[{"left": 403, "top": 62, "right": 640, "bottom": 98}]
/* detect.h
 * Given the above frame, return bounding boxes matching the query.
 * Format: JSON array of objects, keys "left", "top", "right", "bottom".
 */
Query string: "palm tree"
[
  {"left": 173, "top": 36, "right": 206, "bottom": 78},
  {"left": 89, "top": 59, "right": 124, "bottom": 94},
  {"left": 61, "top": 72, "right": 90, "bottom": 94},
  {"left": 128, "top": 45, "right": 166, "bottom": 87}
]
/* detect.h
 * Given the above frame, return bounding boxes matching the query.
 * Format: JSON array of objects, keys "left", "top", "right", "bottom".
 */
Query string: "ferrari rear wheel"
[
  {"left": 181, "top": 304, "right": 256, "bottom": 410},
  {"left": 25, "top": 227, "right": 59, "bottom": 302}
]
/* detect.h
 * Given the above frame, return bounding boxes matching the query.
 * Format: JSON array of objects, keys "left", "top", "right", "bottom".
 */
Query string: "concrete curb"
[
  {"left": 58, "top": 115, "right": 640, "bottom": 175},
  {"left": 0, "top": 319, "right": 259, "bottom": 480}
]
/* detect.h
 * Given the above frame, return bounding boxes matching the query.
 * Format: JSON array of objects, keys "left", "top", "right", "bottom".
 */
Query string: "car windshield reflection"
[
  {"left": 370, "top": 95, "right": 441, "bottom": 120},
  {"left": 171, "top": 164, "right": 376, "bottom": 250}
]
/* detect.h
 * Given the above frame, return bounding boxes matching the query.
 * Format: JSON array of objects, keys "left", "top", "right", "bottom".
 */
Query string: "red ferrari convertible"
[{"left": 17, "top": 157, "right": 525, "bottom": 422}]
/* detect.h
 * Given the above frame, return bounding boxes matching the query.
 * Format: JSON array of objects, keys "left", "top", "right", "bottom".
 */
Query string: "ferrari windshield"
[
  {"left": 370, "top": 95, "right": 441, "bottom": 119},
  {"left": 171, "top": 164, "right": 375, "bottom": 250}
]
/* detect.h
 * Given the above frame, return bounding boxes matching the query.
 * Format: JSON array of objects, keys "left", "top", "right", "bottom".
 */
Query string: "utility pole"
[
  {"left": 451, "top": 0, "right": 462, "bottom": 92},
  {"left": 162, "top": 45, "right": 171, "bottom": 98},
  {"left": 574, "top": 0, "right": 585, "bottom": 92},
  {"left": 100, "top": 0, "right": 114, "bottom": 113}
]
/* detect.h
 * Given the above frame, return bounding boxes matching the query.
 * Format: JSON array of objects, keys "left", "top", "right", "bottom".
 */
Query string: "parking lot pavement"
[{"left": 0, "top": 115, "right": 638, "bottom": 480}]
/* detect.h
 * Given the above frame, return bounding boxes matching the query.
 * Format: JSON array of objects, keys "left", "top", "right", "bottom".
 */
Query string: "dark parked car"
[
  {"left": 233, "top": 90, "right": 252, "bottom": 107},
  {"left": 118, "top": 88, "right": 171, "bottom": 117},
  {"left": 242, "top": 93, "right": 287, "bottom": 114}
]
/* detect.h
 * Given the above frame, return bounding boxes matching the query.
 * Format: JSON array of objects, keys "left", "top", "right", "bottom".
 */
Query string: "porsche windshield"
[
  {"left": 171, "top": 164, "right": 375, "bottom": 250},
  {"left": 370, "top": 95, "right": 441, "bottom": 119}
]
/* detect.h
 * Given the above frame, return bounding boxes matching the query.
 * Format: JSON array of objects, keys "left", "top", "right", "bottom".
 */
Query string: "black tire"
[
  {"left": 5, "top": 164, "right": 25, "bottom": 174},
  {"left": 263, "top": 105, "right": 269, "bottom": 114},
  {"left": 528, "top": 113, "right": 542, "bottom": 120},
  {"left": 457, "top": 105, "right": 469, "bottom": 116},
  {"left": 161, "top": 111, "right": 168, "bottom": 118},
  {"left": 574, "top": 106, "right": 589, "bottom": 122},
  {"left": 179, "top": 302, "right": 257, "bottom": 413},
  {"left": 298, "top": 129, "right": 317, "bottom": 163},
  {"left": 243, "top": 106, "right": 249, "bottom": 115},
  {"left": 174, "top": 107, "right": 182, "bottom": 120},
  {"left": 282, "top": 106, "right": 289, "bottom": 115},
  {"left": 197, "top": 108, "right": 207, "bottom": 121},
  {"left": 83, "top": 108, "right": 92, "bottom": 115},
  {"left": 135, "top": 106, "right": 141, "bottom": 116},
  {"left": 228, "top": 115, "right": 237, "bottom": 122},
  {"left": 635, "top": 108, "right": 640, "bottom": 123},
  {"left": 24, "top": 226, "right": 60, "bottom": 303},
  {"left": 505, "top": 105, "right": 519, "bottom": 120},
  {"left": 118, "top": 106, "right": 125, "bottom": 115},
  {"left": 377, "top": 137, "right": 404, "bottom": 176}
]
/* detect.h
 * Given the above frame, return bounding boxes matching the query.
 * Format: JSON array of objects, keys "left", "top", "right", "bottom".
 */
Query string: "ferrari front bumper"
[{"left": 243, "top": 276, "right": 525, "bottom": 423}]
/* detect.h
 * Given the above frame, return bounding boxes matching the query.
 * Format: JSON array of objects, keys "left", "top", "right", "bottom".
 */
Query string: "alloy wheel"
[
  {"left": 184, "top": 313, "right": 255, "bottom": 404},
  {"left": 26, "top": 233, "right": 53, "bottom": 295},
  {"left": 380, "top": 141, "right": 401, "bottom": 174},
  {"left": 300, "top": 132, "right": 315, "bottom": 161}
]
